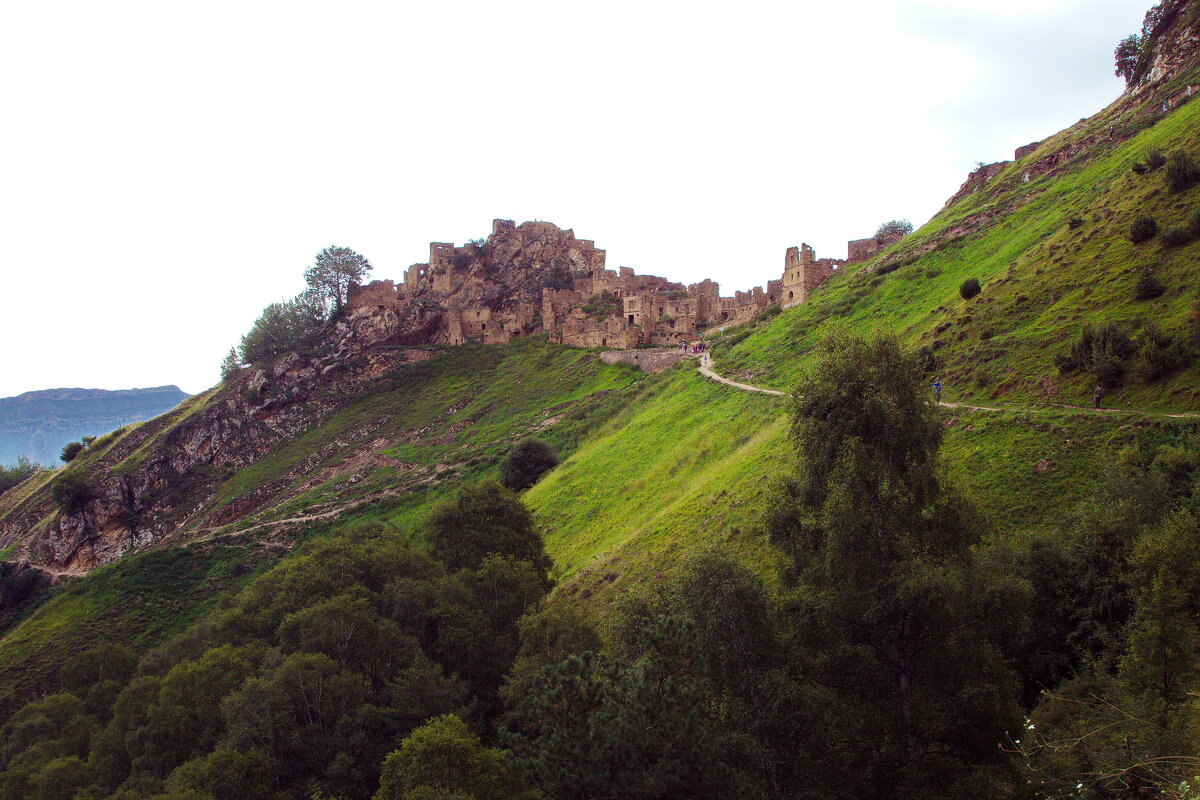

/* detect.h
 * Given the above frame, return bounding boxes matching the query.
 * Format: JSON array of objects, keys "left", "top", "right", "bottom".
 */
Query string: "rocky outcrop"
[
  {"left": 1132, "top": 0, "right": 1200, "bottom": 89},
  {"left": 943, "top": 162, "right": 1010, "bottom": 209},
  {"left": 0, "top": 343, "right": 440, "bottom": 572}
]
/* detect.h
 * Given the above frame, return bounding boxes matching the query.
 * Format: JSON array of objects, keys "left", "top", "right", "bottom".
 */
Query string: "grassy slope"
[
  {"left": 0, "top": 339, "right": 646, "bottom": 717},
  {"left": 718, "top": 84, "right": 1200, "bottom": 411}
]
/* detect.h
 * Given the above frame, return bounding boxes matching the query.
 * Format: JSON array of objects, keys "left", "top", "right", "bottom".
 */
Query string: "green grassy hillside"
[{"left": 719, "top": 79, "right": 1200, "bottom": 412}]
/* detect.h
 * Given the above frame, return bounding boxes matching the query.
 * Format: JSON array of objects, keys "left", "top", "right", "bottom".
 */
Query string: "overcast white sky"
[{"left": 0, "top": 0, "right": 1149, "bottom": 397}]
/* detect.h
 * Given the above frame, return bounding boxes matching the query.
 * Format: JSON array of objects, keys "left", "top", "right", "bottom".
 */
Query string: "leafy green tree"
[
  {"left": 874, "top": 219, "right": 913, "bottom": 239},
  {"left": 506, "top": 616, "right": 756, "bottom": 799},
  {"left": 305, "top": 245, "right": 373, "bottom": 311},
  {"left": 278, "top": 593, "right": 414, "bottom": 687},
  {"left": 499, "top": 604, "right": 601, "bottom": 713},
  {"left": 161, "top": 748, "right": 272, "bottom": 800},
  {"left": 60, "top": 643, "right": 138, "bottom": 699},
  {"left": 424, "top": 482, "right": 551, "bottom": 575},
  {"left": 59, "top": 441, "right": 84, "bottom": 463},
  {"left": 431, "top": 555, "right": 551, "bottom": 711},
  {"left": 0, "top": 455, "right": 39, "bottom": 496},
  {"left": 220, "top": 652, "right": 368, "bottom": 789},
  {"left": 1114, "top": 34, "right": 1142, "bottom": 84},
  {"left": 498, "top": 439, "right": 559, "bottom": 492},
  {"left": 125, "top": 646, "right": 259, "bottom": 778},
  {"left": 1135, "top": 268, "right": 1166, "bottom": 300},
  {"left": 27, "top": 755, "right": 93, "bottom": 800},
  {"left": 238, "top": 290, "right": 327, "bottom": 364},
  {"left": 218, "top": 348, "right": 240, "bottom": 382},
  {"left": 1119, "top": 509, "right": 1200, "bottom": 739},
  {"left": 375, "top": 714, "right": 538, "bottom": 800},
  {"left": 50, "top": 472, "right": 95, "bottom": 513},
  {"left": 766, "top": 331, "right": 1023, "bottom": 797},
  {"left": 1166, "top": 150, "right": 1200, "bottom": 193},
  {"left": 1056, "top": 322, "right": 1136, "bottom": 387}
]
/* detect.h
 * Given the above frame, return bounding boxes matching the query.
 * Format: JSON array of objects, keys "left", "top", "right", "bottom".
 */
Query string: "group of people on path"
[{"left": 681, "top": 340, "right": 710, "bottom": 366}]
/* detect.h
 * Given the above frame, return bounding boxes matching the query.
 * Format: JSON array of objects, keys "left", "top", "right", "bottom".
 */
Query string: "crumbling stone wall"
[
  {"left": 599, "top": 349, "right": 689, "bottom": 373},
  {"left": 847, "top": 233, "right": 904, "bottom": 264},
  {"left": 347, "top": 280, "right": 406, "bottom": 309},
  {"left": 944, "top": 161, "right": 1010, "bottom": 208},
  {"left": 781, "top": 244, "right": 844, "bottom": 308},
  {"left": 1014, "top": 141, "right": 1043, "bottom": 160}
]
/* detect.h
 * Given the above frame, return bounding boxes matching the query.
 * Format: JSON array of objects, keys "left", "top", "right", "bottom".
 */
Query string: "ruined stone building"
[{"left": 344, "top": 219, "right": 866, "bottom": 351}]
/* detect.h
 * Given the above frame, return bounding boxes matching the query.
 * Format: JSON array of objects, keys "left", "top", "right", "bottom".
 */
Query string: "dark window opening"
[{"left": 628, "top": 314, "right": 635, "bottom": 324}]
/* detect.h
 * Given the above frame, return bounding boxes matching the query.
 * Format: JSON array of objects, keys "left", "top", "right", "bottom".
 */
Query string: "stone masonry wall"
[{"left": 599, "top": 349, "right": 689, "bottom": 373}]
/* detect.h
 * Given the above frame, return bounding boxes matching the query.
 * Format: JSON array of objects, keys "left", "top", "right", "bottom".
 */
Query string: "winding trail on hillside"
[
  {"left": 695, "top": 358, "right": 1200, "bottom": 419},
  {"left": 696, "top": 360, "right": 786, "bottom": 397}
]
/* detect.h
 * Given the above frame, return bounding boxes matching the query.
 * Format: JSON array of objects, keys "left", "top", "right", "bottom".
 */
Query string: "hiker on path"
[
  {"left": 1093, "top": 385, "right": 1103, "bottom": 409},
  {"left": 933, "top": 379, "right": 942, "bottom": 404}
]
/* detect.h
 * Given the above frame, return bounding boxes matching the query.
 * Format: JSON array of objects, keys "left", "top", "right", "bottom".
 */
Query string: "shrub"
[
  {"left": 1130, "top": 214, "right": 1159, "bottom": 243},
  {"left": 51, "top": 472, "right": 96, "bottom": 513},
  {"left": 239, "top": 290, "right": 327, "bottom": 364},
  {"left": 499, "top": 438, "right": 559, "bottom": 492},
  {"left": 581, "top": 292, "right": 621, "bottom": 318},
  {"left": 1057, "top": 322, "right": 1136, "bottom": 387},
  {"left": 1134, "top": 269, "right": 1165, "bottom": 300},
  {"left": 959, "top": 277, "right": 981, "bottom": 299},
  {"left": 425, "top": 481, "right": 550, "bottom": 574},
  {"left": 1188, "top": 208, "right": 1200, "bottom": 236},
  {"left": 1144, "top": 148, "right": 1167, "bottom": 170},
  {"left": 915, "top": 346, "right": 937, "bottom": 374},
  {"left": 1067, "top": 217, "right": 1084, "bottom": 230},
  {"left": 219, "top": 347, "right": 241, "bottom": 381},
  {"left": 377, "top": 714, "right": 537, "bottom": 800},
  {"left": 60, "top": 441, "right": 84, "bottom": 463},
  {"left": 1134, "top": 325, "right": 1192, "bottom": 381},
  {"left": 0, "top": 566, "right": 46, "bottom": 610},
  {"left": 1131, "top": 162, "right": 1149, "bottom": 175},
  {"left": 874, "top": 219, "right": 913, "bottom": 239},
  {"left": 1165, "top": 150, "right": 1200, "bottom": 193},
  {"left": 1161, "top": 226, "right": 1194, "bottom": 247},
  {"left": 0, "top": 455, "right": 39, "bottom": 495}
]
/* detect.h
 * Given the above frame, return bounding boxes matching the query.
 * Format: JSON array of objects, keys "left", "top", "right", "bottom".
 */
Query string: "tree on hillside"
[
  {"left": 424, "top": 481, "right": 551, "bottom": 576},
  {"left": 874, "top": 219, "right": 914, "bottom": 239},
  {"left": 60, "top": 441, "right": 84, "bottom": 463},
  {"left": 304, "top": 245, "right": 372, "bottom": 311},
  {"left": 1115, "top": 34, "right": 1142, "bottom": 85},
  {"left": 238, "top": 290, "right": 327, "bottom": 364},
  {"left": 499, "top": 438, "right": 559, "bottom": 491},
  {"left": 0, "top": 455, "right": 40, "bottom": 496},
  {"left": 375, "top": 714, "right": 538, "bottom": 800},
  {"left": 766, "top": 331, "right": 1024, "bottom": 796},
  {"left": 219, "top": 348, "right": 241, "bottom": 381}
]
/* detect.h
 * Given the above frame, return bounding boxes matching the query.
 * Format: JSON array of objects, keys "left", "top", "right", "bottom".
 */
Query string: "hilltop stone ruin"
[{"left": 345, "top": 219, "right": 878, "bottom": 351}]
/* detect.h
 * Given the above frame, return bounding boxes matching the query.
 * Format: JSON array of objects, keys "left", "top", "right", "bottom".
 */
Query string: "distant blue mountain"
[{"left": 0, "top": 386, "right": 189, "bottom": 466}]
